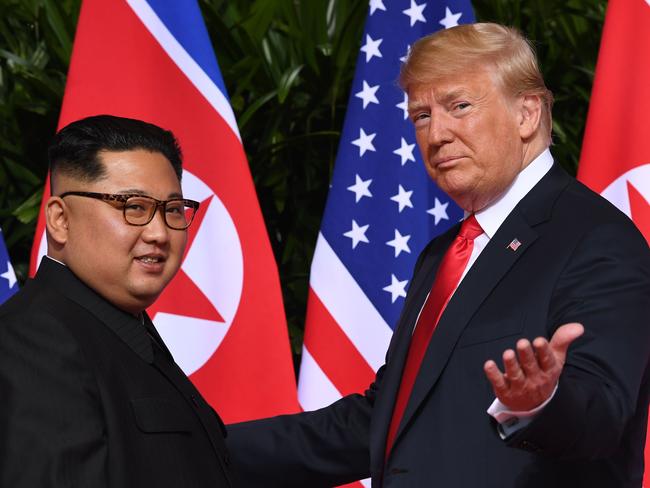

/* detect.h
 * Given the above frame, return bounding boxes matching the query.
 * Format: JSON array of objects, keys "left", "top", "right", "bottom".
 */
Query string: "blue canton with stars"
[
  {"left": 320, "top": 0, "right": 474, "bottom": 330},
  {"left": 0, "top": 228, "right": 19, "bottom": 305}
]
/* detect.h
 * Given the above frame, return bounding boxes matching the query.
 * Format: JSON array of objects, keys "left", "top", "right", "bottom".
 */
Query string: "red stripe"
[{"left": 304, "top": 289, "right": 376, "bottom": 396}]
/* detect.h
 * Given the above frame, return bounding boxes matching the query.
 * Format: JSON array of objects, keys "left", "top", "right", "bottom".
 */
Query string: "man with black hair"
[{"left": 0, "top": 115, "right": 236, "bottom": 487}]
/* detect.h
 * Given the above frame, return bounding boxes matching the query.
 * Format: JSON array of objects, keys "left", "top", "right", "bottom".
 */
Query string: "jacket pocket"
[
  {"left": 131, "top": 397, "right": 192, "bottom": 433},
  {"left": 457, "top": 317, "right": 524, "bottom": 348}
]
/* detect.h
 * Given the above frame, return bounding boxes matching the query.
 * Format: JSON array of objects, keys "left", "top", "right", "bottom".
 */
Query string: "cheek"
[{"left": 168, "top": 232, "right": 188, "bottom": 264}]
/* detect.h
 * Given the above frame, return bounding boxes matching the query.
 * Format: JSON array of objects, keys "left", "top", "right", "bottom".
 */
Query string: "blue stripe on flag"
[
  {"left": 145, "top": 0, "right": 230, "bottom": 99},
  {"left": 0, "top": 228, "right": 18, "bottom": 305}
]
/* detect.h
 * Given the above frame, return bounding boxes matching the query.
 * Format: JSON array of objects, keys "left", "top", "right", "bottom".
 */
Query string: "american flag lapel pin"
[{"left": 507, "top": 238, "right": 522, "bottom": 252}]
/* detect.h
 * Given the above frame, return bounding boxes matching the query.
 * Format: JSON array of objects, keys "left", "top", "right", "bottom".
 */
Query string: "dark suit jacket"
[
  {"left": 0, "top": 258, "right": 235, "bottom": 487},
  {"left": 227, "top": 164, "right": 650, "bottom": 487}
]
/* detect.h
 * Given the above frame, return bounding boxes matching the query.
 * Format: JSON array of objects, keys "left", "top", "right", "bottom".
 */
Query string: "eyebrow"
[
  {"left": 116, "top": 189, "right": 184, "bottom": 199},
  {"left": 408, "top": 88, "right": 473, "bottom": 113}
]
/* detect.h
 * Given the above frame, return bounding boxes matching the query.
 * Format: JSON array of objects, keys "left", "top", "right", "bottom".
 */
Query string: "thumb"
[{"left": 549, "top": 322, "right": 584, "bottom": 364}]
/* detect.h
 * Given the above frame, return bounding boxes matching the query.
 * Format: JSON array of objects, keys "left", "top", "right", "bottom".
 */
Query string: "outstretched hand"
[{"left": 483, "top": 322, "right": 584, "bottom": 412}]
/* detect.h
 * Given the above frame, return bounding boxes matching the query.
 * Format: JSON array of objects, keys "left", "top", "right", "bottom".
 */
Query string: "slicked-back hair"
[
  {"left": 48, "top": 115, "right": 183, "bottom": 189},
  {"left": 400, "top": 23, "right": 553, "bottom": 144}
]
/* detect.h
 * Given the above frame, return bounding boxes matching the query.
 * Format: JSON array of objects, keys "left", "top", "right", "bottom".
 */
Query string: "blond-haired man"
[{"left": 228, "top": 24, "right": 650, "bottom": 488}]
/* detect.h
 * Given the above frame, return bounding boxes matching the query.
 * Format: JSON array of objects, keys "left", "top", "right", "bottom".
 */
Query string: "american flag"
[
  {"left": 0, "top": 228, "right": 18, "bottom": 305},
  {"left": 298, "top": 2, "right": 474, "bottom": 484}
]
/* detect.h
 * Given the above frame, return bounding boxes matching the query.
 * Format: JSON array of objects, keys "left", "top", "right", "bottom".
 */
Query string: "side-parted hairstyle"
[
  {"left": 48, "top": 114, "right": 184, "bottom": 190},
  {"left": 399, "top": 23, "right": 554, "bottom": 143}
]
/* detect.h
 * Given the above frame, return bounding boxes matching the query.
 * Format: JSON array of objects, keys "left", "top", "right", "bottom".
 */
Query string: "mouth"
[
  {"left": 135, "top": 254, "right": 167, "bottom": 268},
  {"left": 432, "top": 156, "right": 464, "bottom": 169}
]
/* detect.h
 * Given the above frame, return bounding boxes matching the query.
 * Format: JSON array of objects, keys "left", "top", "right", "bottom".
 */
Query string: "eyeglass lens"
[{"left": 124, "top": 197, "right": 196, "bottom": 229}]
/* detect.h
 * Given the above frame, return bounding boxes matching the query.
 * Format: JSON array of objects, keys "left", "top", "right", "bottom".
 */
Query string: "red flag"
[
  {"left": 577, "top": 0, "right": 650, "bottom": 483},
  {"left": 29, "top": 0, "right": 299, "bottom": 421}
]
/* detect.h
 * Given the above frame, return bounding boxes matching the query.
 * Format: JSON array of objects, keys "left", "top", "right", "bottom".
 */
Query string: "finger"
[
  {"left": 549, "top": 322, "right": 585, "bottom": 363},
  {"left": 502, "top": 349, "right": 525, "bottom": 386},
  {"left": 532, "top": 337, "right": 557, "bottom": 372},
  {"left": 484, "top": 359, "right": 508, "bottom": 395},
  {"left": 516, "top": 339, "right": 541, "bottom": 377}
]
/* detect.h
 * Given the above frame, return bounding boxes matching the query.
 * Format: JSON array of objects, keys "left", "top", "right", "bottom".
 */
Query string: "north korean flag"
[
  {"left": 29, "top": 0, "right": 299, "bottom": 421},
  {"left": 577, "top": 0, "right": 650, "bottom": 483}
]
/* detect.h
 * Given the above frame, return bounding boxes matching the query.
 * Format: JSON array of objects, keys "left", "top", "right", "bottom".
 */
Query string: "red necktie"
[{"left": 385, "top": 215, "right": 484, "bottom": 457}]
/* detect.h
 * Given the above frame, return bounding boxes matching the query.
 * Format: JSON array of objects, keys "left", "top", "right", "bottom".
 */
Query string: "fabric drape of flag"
[
  {"left": 577, "top": 0, "right": 650, "bottom": 484},
  {"left": 29, "top": 0, "right": 299, "bottom": 422},
  {"left": 297, "top": 1, "right": 473, "bottom": 486},
  {"left": 0, "top": 228, "right": 18, "bottom": 305}
]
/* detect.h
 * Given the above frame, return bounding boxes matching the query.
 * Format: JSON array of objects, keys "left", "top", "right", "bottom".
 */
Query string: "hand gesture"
[{"left": 483, "top": 322, "right": 584, "bottom": 411}]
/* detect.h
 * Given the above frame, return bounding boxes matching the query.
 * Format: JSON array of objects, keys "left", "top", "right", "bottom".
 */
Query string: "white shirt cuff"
[{"left": 486, "top": 384, "right": 558, "bottom": 438}]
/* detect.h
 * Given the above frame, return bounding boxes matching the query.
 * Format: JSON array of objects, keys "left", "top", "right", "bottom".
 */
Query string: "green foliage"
[
  {"left": 0, "top": 0, "right": 80, "bottom": 281},
  {"left": 0, "top": 0, "right": 606, "bottom": 353},
  {"left": 474, "top": 0, "right": 606, "bottom": 173}
]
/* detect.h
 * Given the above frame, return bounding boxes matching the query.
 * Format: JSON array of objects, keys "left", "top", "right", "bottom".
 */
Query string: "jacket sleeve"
[
  {"left": 508, "top": 220, "right": 650, "bottom": 459},
  {"left": 227, "top": 381, "right": 378, "bottom": 487},
  {"left": 0, "top": 311, "right": 108, "bottom": 487}
]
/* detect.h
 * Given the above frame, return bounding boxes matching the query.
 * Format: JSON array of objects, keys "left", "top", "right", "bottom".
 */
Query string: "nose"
[
  {"left": 141, "top": 206, "right": 171, "bottom": 243},
  {"left": 427, "top": 111, "right": 454, "bottom": 147}
]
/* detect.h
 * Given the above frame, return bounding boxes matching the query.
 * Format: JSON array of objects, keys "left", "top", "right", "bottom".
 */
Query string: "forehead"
[
  {"left": 96, "top": 149, "right": 181, "bottom": 194},
  {"left": 407, "top": 66, "right": 501, "bottom": 105}
]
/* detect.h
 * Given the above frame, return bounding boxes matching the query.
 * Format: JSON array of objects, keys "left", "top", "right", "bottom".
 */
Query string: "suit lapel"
[
  {"left": 369, "top": 227, "right": 457, "bottom": 469},
  {"left": 36, "top": 257, "right": 154, "bottom": 363}
]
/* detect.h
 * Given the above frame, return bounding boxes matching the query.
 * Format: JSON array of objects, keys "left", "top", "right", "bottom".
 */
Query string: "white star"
[
  {"left": 1, "top": 260, "right": 17, "bottom": 289},
  {"left": 390, "top": 185, "right": 414, "bottom": 212},
  {"left": 369, "top": 0, "right": 386, "bottom": 15},
  {"left": 396, "top": 92, "right": 409, "bottom": 120},
  {"left": 403, "top": 0, "right": 427, "bottom": 27},
  {"left": 352, "top": 128, "right": 377, "bottom": 156},
  {"left": 427, "top": 197, "right": 450, "bottom": 224},
  {"left": 399, "top": 45, "right": 411, "bottom": 63},
  {"left": 360, "top": 34, "right": 383, "bottom": 62},
  {"left": 355, "top": 80, "right": 380, "bottom": 109},
  {"left": 393, "top": 137, "right": 416, "bottom": 166},
  {"left": 383, "top": 274, "right": 408, "bottom": 303},
  {"left": 344, "top": 220, "right": 370, "bottom": 249},
  {"left": 439, "top": 7, "right": 462, "bottom": 29},
  {"left": 347, "top": 174, "right": 373, "bottom": 202},
  {"left": 386, "top": 229, "right": 412, "bottom": 257}
]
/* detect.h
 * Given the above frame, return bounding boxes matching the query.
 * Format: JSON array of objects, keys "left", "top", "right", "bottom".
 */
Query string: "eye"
[
  {"left": 125, "top": 202, "right": 146, "bottom": 212},
  {"left": 123, "top": 197, "right": 151, "bottom": 214},
  {"left": 453, "top": 102, "right": 471, "bottom": 111},
  {"left": 411, "top": 112, "right": 430, "bottom": 127},
  {"left": 165, "top": 202, "right": 184, "bottom": 214}
]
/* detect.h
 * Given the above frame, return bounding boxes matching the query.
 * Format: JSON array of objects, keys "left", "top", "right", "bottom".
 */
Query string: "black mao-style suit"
[
  {"left": 228, "top": 163, "right": 650, "bottom": 487},
  {"left": 0, "top": 257, "right": 235, "bottom": 487}
]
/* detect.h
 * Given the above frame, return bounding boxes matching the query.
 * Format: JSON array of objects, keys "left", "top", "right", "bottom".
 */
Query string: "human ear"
[
  {"left": 518, "top": 94, "right": 542, "bottom": 140},
  {"left": 45, "top": 196, "right": 69, "bottom": 245}
]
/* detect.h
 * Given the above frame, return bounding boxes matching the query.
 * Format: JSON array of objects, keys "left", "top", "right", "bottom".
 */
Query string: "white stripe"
[
  {"left": 126, "top": 0, "right": 241, "bottom": 141},
  {"left": 297, "top": 346, "right": 342, "bottom": 411},
  {"left": 310, "top": 233, "right": 393, "bottom": 372}
]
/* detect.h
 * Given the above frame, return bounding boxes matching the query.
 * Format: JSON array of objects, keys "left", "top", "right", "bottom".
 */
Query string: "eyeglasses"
[{"left": 59, "top": 191, "right": 200, "bottom": 230}]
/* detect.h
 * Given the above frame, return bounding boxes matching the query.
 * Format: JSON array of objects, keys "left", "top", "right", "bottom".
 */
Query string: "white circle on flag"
[
  {"left": 154, "top": 170, "right": 243, "bottom": 375},
  {"left": 600, "top": 163, "right": 650, "bottom": 218}
]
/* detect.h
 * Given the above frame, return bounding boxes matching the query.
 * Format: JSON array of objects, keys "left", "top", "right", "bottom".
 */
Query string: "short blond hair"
[{"left": 400, "top": 23, "right": 553, "bottom": 142}]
